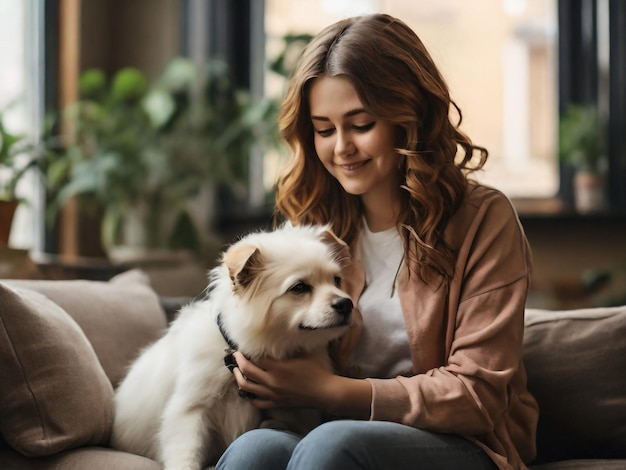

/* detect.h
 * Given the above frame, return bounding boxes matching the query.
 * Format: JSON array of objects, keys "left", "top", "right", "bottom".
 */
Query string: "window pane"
[
  {"left": 0, "top": 0, "right": 41, "bottom": 250},
  {"left": 0, "top": 0, "right": 27, "bottom": 249},
  {"left": 264, "top": 0, "right": 559, "bottom": 198}
]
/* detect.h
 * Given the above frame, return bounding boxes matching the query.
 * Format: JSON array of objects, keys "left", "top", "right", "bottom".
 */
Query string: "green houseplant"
[
  {"left": 0, "top": 101, "right": 39, "bottom": 246},
  {"left": 559, "top": 104, "right": 607, "bottom": 212},
  {"left": 46, "top": 57, "right": 277, "bottom": 256},
  {"left": 0, "top": 100, "right": 80, "bottom": 247}
]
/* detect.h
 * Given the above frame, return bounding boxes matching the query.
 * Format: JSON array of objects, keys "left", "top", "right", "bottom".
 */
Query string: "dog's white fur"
[{"left": 110, "top": 224, "right": 353, "bottom": 470}]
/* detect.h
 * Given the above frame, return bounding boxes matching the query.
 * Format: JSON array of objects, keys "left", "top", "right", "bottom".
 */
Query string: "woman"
[{"left": 217, "top": 13, "right": 538, "bottom": 470}]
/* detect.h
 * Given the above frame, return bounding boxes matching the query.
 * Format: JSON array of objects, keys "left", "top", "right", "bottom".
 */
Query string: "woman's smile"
[{"left": 339, "top": 159, "right": 370, "bottom": 173}]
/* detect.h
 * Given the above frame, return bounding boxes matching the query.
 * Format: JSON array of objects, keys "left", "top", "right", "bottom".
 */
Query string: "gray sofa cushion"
[
  {"left": 0, "top": 269, "right": 168, "bottom": 459},
  {"left": 3, "top": 269, "right": 168, "bottom": 387},
  {"left": 523, "top": 306, "right": 626, "bottom": 464},
  {"left": 0, "top": 445, "right": 162, "bottom": 469},
  {"left": 0, "top": 283, "right": 114, "bottom": 457}
]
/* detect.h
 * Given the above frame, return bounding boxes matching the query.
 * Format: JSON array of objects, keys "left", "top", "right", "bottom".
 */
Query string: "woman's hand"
[
  {"left": 232, "top": 351, "right": 332, "bottom": 409},
  {"left": 231, "top": 351, "right": 372, "bottom": 419}
]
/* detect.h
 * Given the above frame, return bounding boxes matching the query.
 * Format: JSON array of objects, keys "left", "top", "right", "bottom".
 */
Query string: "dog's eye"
[
  {"left": 334, "top": 276, "right": 342, "bottom": 288},
  {"left": 288, "top": 281, "right": 312, "bottom": 294}
]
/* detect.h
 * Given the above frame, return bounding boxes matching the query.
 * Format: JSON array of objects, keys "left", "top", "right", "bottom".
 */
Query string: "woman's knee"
[
  {"left": 288, "top": 421, "right": 381, "bottom": 469},
  {"left": 216, "top": 428, "right": 300, "bottom": 470}
]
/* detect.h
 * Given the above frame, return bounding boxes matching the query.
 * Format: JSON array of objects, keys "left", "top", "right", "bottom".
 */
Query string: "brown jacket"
[{"left": 336, "top": 183, "right": 539, "bottom": 469}]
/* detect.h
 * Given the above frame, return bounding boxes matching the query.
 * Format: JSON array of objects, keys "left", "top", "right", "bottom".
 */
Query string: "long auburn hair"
[{"left": 274, "top": 13, "right": 488, "bottom": 284}]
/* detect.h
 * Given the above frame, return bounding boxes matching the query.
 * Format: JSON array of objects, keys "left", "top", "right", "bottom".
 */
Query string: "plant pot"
[
  {"left": 574, "top": 171, "right": 605, "bottom": 213},
  {"left": 0, "top": 199, "right": 19, "bottom": 246}
]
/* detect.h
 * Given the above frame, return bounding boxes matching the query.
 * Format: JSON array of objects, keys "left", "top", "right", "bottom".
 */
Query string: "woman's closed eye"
[
  {"left": 314, "top": 127, "right": 335, "bottom": 137},
  {"left": 314, "top": 122, "right": 376, "bottom": 137},
  {"left": 353, "top": 122, "right": 376, "bottom": 132}
]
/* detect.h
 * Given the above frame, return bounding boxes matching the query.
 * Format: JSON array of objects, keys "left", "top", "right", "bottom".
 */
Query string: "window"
[
  {"left": 264, "top": 0, "right": 559, "bottom": 199},
  {"left": 0, "top": 0, "right": 44, "bottom": 250}
]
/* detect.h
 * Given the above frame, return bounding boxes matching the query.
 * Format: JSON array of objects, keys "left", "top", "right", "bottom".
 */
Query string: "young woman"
[{"left": 217, "top": 13, "right": 539, "bottom": 470}]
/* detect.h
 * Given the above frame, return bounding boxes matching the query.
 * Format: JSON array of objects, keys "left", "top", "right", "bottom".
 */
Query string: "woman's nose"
[{"left": 335, "top": 130, "right": 355, "bottom": 156}]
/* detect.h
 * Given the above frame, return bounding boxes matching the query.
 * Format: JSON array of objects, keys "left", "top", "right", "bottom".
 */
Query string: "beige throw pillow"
[
  {"left": 0, "top": 283, "right": 114, "bottom": 457},
  {"left": 3, "top": 269, "right": 169, "bottom": 387}
]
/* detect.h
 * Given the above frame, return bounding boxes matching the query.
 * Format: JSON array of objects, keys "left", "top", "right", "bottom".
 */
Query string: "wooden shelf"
[{"left": 512, "top": 197, "right": 626, "bottom": 221}]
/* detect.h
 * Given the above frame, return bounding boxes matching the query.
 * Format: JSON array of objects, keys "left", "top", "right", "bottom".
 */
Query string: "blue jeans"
[{"left": 216, "top": 420, "right": 498, "bottom": 469}]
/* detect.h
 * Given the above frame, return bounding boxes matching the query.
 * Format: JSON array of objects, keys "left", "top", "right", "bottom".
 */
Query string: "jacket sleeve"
[{"left": 366, "top": 188, "right": 533, "bottom": 436}]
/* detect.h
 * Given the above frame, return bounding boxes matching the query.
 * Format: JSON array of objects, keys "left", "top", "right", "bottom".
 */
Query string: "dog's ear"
[
  {"left": 319, "top": 228, "right": 351, "bottom": 270},
  {"left": 223, "top": 243, "right": 263, "bottom": 291},
  {"left": 319, "top": 228, "right": 347, "bottom": 249}
]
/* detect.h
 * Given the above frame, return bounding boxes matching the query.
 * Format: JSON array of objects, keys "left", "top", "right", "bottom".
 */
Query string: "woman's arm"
[{"left": 367, "top": 187, "right": 535, "bottom": 435}]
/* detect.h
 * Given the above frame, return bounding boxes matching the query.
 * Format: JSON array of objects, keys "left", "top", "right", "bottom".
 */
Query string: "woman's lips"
[{"left": 340, "top": 160, "right": 369, "bottom": 172}]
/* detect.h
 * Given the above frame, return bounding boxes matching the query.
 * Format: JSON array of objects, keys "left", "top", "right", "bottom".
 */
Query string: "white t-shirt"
[{"left": 347, "top": 221, "right": 413, "bottom": 379}]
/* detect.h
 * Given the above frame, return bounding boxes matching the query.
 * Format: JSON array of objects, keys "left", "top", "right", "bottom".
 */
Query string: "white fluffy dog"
[{"left": 110, "top": 224, "right": 354, "bottom": 470}]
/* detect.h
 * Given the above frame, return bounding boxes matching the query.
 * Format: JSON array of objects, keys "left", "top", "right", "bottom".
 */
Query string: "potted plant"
[
  {"left": 0, "top": 102, "right": 35, "bottom": 246},
  {"left": 559, "top": 104, "right": 607, "bottom": 213},
  {"left": 46, "top": 65, "right": 164, "bottom": 255},
  {"left": 45, "top": 57, "right": 278, "bottom": 258},
  {"left": 0, "top": 99, "right": 80, "bottom": 248}
]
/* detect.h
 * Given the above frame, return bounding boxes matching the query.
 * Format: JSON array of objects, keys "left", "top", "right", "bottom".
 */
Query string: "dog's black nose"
[{"left": 332, "top": 297, "right": 353, "bottom": 318}]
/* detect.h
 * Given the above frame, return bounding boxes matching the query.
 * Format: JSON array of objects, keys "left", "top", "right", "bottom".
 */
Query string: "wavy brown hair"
[{"left": 274, "top": 13, "right": 487, "bottom": 284}]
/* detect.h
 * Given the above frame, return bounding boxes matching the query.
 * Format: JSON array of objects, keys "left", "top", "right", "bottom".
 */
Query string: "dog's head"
[{"left": 217, "top": 224, "right": 354, "bottom": 359}]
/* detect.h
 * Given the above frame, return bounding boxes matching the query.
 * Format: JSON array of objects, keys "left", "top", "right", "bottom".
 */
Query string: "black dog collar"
[
  {"left": 217, "top": 313, "right": 256, "bottom": 398},
  {"left": 217, "top": 313, "right": 239, "bottom": 374},
  {"left": 217, "top": 313, "right": 238, "bottom": 350}
]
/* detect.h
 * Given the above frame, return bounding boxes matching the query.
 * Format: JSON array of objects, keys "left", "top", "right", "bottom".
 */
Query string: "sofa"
[{"left": 0, "top": 270, "right": 624, "bottom": 469}]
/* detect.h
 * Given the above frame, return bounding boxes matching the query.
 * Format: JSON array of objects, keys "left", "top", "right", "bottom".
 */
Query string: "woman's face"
[{"left": 309, "top": 76, "right": 400, "bottom": 205}]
